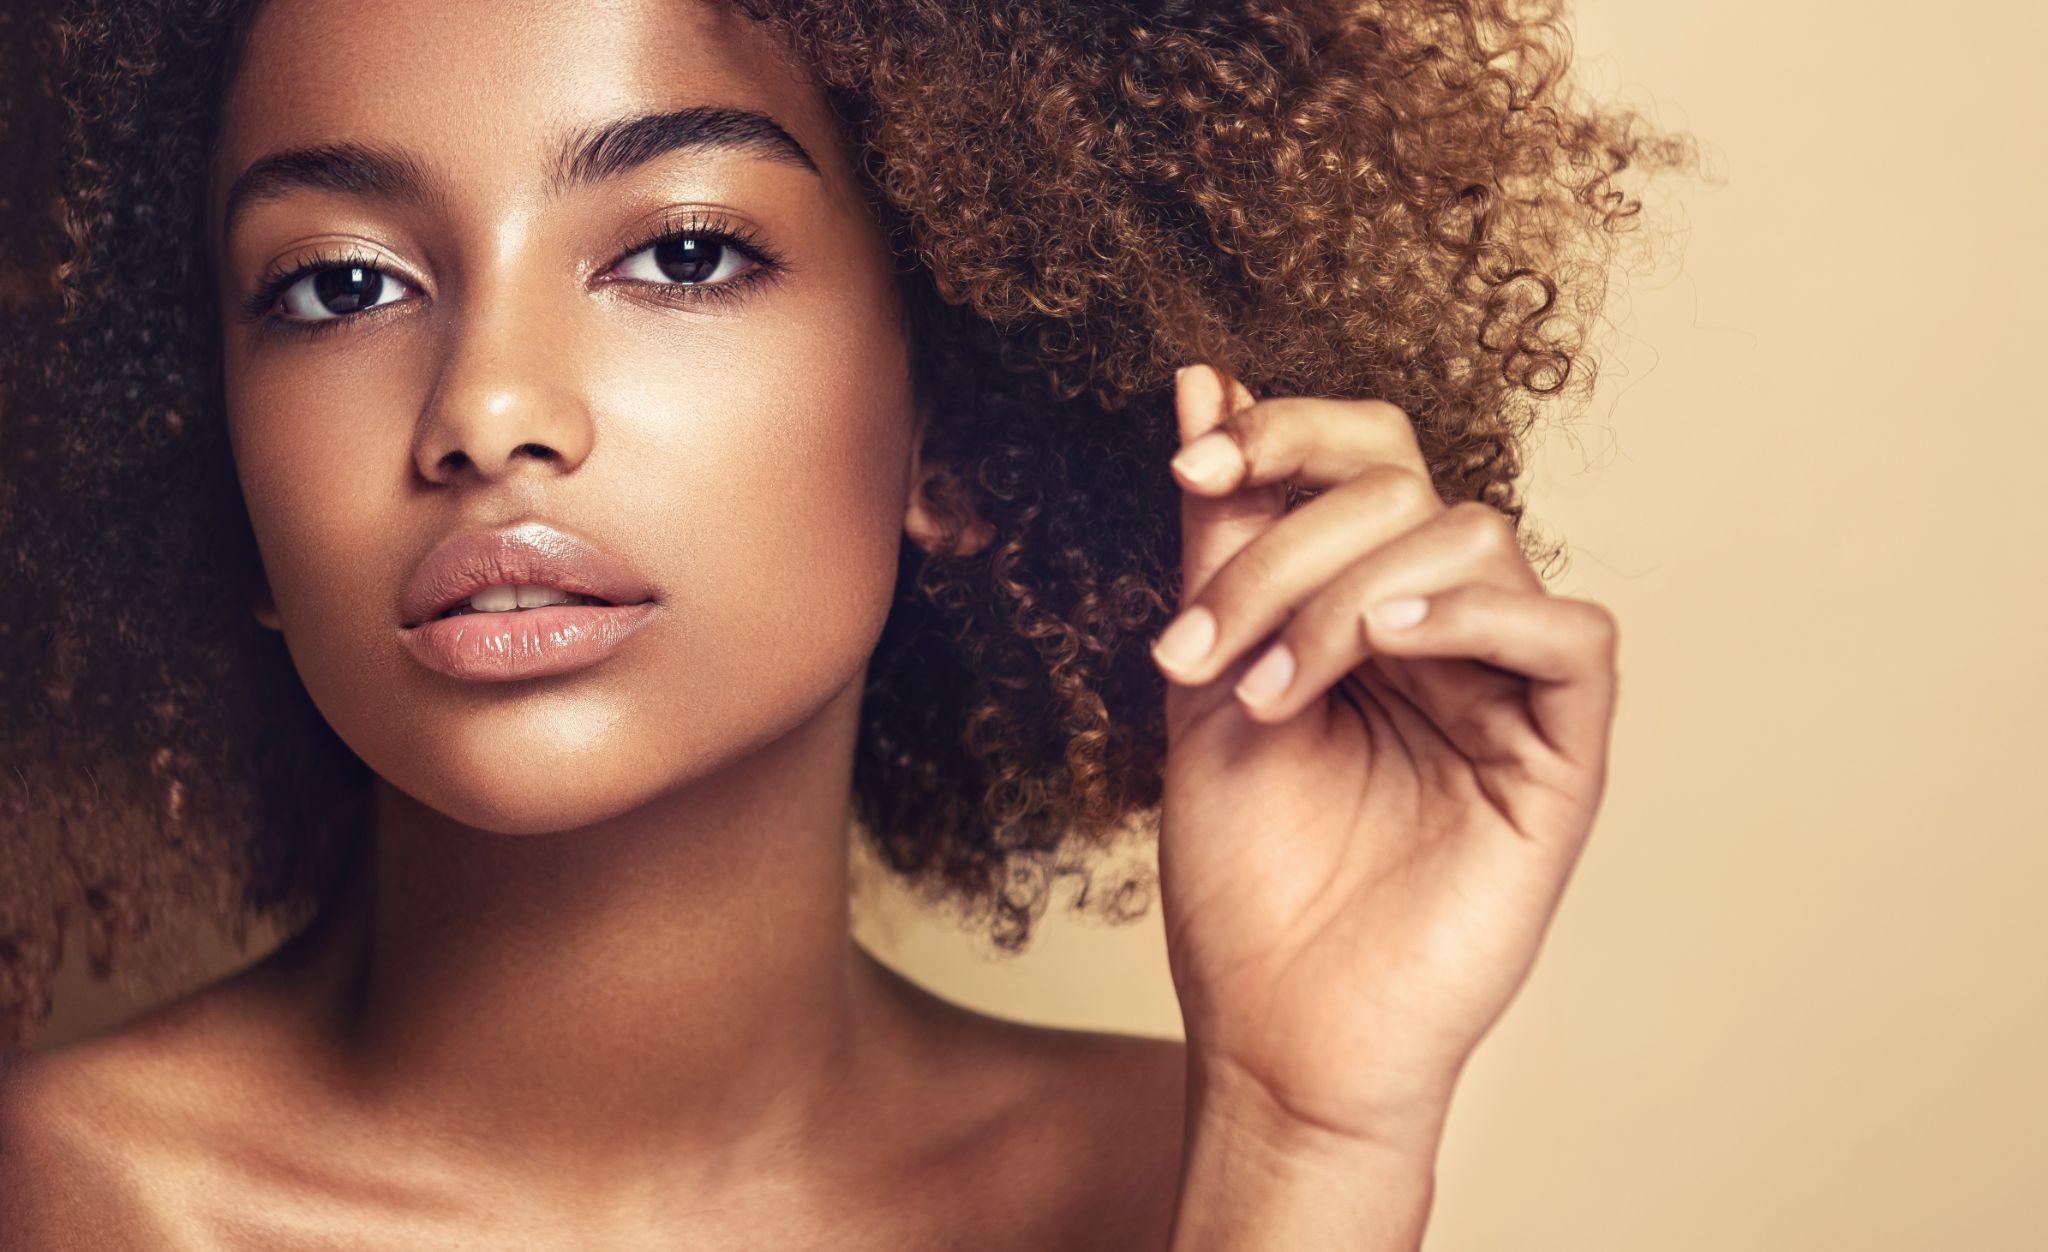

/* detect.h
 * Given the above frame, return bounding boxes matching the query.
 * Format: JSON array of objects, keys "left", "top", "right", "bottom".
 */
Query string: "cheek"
[
  {"left": 223, "top": 338, "right": 426, "bottom": 649},
  {"left": 222, "top": 338, "right": 451, "bottom": 794},
  {"left": 581, "top": 309, "right": 916, "bottom": 719},
  {"left": 594, "top": 316, "right": 914, "bottom": 623}
]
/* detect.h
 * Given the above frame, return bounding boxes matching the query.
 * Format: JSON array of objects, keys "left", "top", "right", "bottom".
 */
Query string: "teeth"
[
  {"left": 513, "top": 584, "right": 575, "bottom": 609},
  {"left": 469, "top": 584, "right": 520, "bottom": 612},
  {"left": 449, "top": 583, "right": 585, "bottom": 616}
]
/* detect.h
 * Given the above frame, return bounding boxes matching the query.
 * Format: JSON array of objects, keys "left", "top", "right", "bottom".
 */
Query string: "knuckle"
[
  {"left": 1575, "top": 598, "right": 1621, "bottom": 658},
  {"left": 1446, "top": 500, "right": 1516, "bottom": 552},
  {"left": 1361, "top": 463, "right": 1440, "bottom": 518},
  {"left": 1357, "top": 397, "right": 1419, "bottom": 436},
  {"left": 1355, "top": 399, "right": 1426, "bottom": 462}
]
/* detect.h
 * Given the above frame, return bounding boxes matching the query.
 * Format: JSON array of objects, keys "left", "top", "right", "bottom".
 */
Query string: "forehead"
[{"left": 215, "top": 0, "right": 841, "bottom": 200}]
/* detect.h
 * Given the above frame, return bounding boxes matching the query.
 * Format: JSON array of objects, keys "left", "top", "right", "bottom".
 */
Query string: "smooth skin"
[
  {"left": 0, "top": 1, "right": 1618, "bottom": 1248},
  {"left": 1156, "top": 366, "right": 1617, "bottom": 1245}
]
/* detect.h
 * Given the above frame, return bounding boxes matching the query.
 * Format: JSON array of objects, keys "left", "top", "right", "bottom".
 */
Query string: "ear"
[
  {"left": 251, "top": 576, "right": 282, "bottom": 632},
  {"left": 903, "top": 433, "right": 994, "bottom": 558}
]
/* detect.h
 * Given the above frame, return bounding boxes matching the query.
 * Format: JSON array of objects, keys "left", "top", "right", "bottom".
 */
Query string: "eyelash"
[{"left": 240, "top": 210, "right": 786, "bottom": 338}]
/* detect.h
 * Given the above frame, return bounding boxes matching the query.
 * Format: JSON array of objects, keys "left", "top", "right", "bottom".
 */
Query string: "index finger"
[
  {"left": 1170, "top": 395, "right": 1433, "bottom": 498},
  {"left": 1176, "top": 364, "right": 1284, "bottom": 606}
]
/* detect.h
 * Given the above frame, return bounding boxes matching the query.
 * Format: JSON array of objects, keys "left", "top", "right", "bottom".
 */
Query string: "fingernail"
[
  {"left": 1170, "top": 430, "right": 1243, "bottom": 491},
  {"left": 1235, "top": 641, "right": 1296, "bottom": 707},
  {"left": 1369, "top": 597, "right": 1430, "bottom": 630},
  {"left": 1152, "top": 606, "right": 1217, "bottom": 673}
]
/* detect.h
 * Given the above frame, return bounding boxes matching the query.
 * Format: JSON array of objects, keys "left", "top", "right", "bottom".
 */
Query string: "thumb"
[{"left": 1174, "top": 363, "right": 1284, "bottom": 605}]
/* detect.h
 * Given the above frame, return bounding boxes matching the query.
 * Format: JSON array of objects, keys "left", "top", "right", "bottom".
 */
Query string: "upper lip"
[{"left": 398, "top": 521, "right": 658, "bottom": 628}]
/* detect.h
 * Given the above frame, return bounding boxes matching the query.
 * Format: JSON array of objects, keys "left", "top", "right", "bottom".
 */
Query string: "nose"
[{"left": 413, "top": 302, "right": 595, "bottom": 485}]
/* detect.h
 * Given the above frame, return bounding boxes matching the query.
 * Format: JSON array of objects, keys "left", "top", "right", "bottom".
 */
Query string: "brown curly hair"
[{"left": 0, "top": 0, "right": 1691, "bottom": 1047}]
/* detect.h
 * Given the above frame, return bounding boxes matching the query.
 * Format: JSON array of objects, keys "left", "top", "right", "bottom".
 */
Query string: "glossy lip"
[{"left": 396, "top": 521, "right": 661, "bottom": 682}]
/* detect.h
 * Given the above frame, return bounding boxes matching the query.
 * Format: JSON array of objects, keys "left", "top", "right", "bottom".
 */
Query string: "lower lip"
[{"left": 399, "top": 602, "right": 660, "bottom": 682}]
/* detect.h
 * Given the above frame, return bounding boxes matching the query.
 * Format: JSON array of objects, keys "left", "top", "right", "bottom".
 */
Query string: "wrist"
[
  {"left": 1185, "top": 1047, "right": 1456, "bottom": 1162},
  {"left": 1166, "top": 1051, "right": 1453, "bottom": 1251}
]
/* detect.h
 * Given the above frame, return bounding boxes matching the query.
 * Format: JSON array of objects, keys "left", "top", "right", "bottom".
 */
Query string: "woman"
[{"left": 0, "top": 0, "right": 1682, "bottom": 1244}]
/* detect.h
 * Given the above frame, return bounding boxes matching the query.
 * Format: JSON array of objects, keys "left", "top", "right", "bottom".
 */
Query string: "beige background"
[{"left": 29, "top": 0, "right": 2048, "bottom": 1247}]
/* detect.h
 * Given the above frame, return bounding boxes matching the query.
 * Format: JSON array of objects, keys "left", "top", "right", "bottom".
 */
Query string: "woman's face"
[{"left": 211, "top": 0, "right": 922, "bottom": 832}]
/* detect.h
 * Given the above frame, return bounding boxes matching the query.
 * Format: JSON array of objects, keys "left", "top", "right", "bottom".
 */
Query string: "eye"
[
  {"left": 275, "top": 264, "right": 415, "bottom": 321},
  {"left": 608, "top": 233, "right": 761, "bottom": 287}
]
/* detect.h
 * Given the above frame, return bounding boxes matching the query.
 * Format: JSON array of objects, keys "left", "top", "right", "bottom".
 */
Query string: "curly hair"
[{"left": 0, "top": 0, "right": 1691, "bottom": 1046}]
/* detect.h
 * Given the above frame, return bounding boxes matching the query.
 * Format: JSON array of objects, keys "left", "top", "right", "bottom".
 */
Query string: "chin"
[
  {"left": 400, "top": 780, "right": 659, "bottom": 838},
  {"left": 290, "top": 591, "right": 884, "bottom": 836},
  {"left": 344, "top": 686, "right": 712, "bottom": 836}
]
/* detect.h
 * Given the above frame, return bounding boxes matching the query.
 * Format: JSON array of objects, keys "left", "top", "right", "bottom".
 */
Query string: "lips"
[
  {"left": 398, "top": 522, "right": 657, "bottom": 628},
  {"left": 396, "top": 522, "right": 661, "bottom": 682}
]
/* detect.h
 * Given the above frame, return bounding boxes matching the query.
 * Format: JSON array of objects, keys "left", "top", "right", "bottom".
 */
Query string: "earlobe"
[
  {"left": 904, "top": 444, "right": 994, "bottom": 558},
  {"left": 252, "top": 584, "right": 282, "bottom": 632}
]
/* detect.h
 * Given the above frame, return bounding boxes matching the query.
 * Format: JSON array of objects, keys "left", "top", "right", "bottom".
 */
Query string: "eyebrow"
[{"left": 219, "top": 105, "right": 818, "bottom": 239}]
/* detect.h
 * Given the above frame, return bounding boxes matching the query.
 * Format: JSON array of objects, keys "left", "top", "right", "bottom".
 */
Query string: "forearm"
[{"left": 1166, "top": 1055, "right": 1450, "bottom": 1251}]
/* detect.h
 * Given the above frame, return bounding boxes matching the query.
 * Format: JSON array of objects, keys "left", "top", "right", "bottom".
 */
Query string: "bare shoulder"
[
  {"left": 992, "top": 1020, "right": 1189, "bottom": 1250},
  {"left": 873, "top": 971, "right": 1189, "bottom": 1250},
  {"left": 0, "top": 1035, "right": 191, "bottom": 1247},
  {"left": 0, "top": 977, "right": 292, "bottom": 1249}
]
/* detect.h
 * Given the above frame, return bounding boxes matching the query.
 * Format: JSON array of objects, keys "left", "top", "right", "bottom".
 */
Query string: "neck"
[{"left": 294, "top": 675, "right": 899, "bottom": 1177}]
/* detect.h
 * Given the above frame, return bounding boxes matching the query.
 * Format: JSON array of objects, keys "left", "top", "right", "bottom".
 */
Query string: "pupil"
[
  {"left": 653, "top": 237, "right": 721, "bottom": 284},
  {"left": 313, "top": 266, "right": 381, "bottom": 314}
]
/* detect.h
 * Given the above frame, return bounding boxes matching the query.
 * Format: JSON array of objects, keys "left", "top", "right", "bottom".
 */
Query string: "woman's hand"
[{"left": 1154, "top": 364, "right": 1620, "bottom": 1243}]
